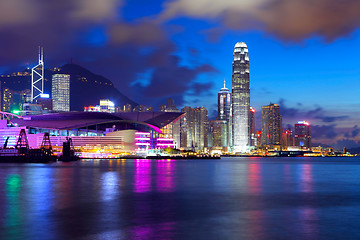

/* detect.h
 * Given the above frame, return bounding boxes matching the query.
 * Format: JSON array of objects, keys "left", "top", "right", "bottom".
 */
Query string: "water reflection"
[
  {"left": 248, "top": 163, "right": 262, "bottom": 195},
  {"left": 247, "top": 163, "right": 265, "bottom": 240},
  {"left": 55, "top": 164, "right": 74, "bottom": 209},
  {"left": 101, "top": 171, "right": 119, "bottom": 201},
  {"left": 0, "top": 158, "right": 358, "bottom": 239},
  {"left": 156, "top": 160, "right": 175, "bottom": 192},
  {"left": 131, "top": 159, "right": 177, "bottom": 239},
  {"left": 298, "top": 164, "right": 318, "bottom": 238},
  {"left": 134, "top": 160, "right": 152, "bottom": 193},
  {"left": 4, "top": 174, "right": 23, "bottom": 239},
  {"left": 300, "top": 164, "right": 313, "bottom": 193}
]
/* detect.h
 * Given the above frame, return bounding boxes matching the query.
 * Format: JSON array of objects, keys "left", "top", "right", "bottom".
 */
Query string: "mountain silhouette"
[{"left": 1, "top": 63, "right": 137, "bottom": 111}]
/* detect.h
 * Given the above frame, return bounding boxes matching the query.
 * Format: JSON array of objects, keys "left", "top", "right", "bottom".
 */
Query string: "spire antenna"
[{"left": 31, "top": 47, "right": 44, "bottom": 102}]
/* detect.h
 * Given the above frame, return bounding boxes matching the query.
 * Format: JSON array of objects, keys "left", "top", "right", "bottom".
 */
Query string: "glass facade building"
[
  {"left": 261, "top": 103, "right": 282, "bottom": 147},
  {"left": 294, "top": 121, "right": 311, "bottom": 149},
  {"left": 232, "top": 42, "right": 250, "bottom": 153},
  {"left": 52, "top": 74, "right": 70, "bottom": 112},
  {"left": 217, "top": 81, "right": 231, "bottom": 147}
]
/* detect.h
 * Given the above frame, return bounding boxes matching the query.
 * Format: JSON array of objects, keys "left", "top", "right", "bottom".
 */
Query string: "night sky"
[{"left": 0, "top": 0, "right": 359, "bottom": 148}]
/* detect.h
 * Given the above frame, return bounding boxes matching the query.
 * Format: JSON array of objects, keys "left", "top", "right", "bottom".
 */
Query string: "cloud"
[
  {"left": 333, "top": 139, "right": 360, "bottom": 150},
  {"left": 279, "top": 99, "right": 299, "bottom": 118},
  {"left": 345, "top": 125, "right": 359, "bottom": 138},
  {"left": 132, "top": 55, "right": 217, "bottom": 105},
  {"left": 0, "top": 0, "right": 122, "bottom": 28},
  {"left": 0, "top": 0, "right": 124, "bottom": 66},
  {"left": 352, "top": 125, "right": 360, "bottom": 137},
  {"left": 108, "top": 21, "right": 166, "bottom": 46},
  {"left": 201, "top": 27, "right": 225, "bottom": 43},
  {"left": 191, "top": 82, "right": 214, "bottom": 95},
  {"left": 279, "top": 99, "right": 349, "bottom": 125},
  {"left": 305, "top": 107, "right": 349, "bottom": 122},
  {"left": 311, "top": 124, "right": 338, "bottom": 139},
  {"left": 159, "top": 0, "right": 360, "bottom": 41}
]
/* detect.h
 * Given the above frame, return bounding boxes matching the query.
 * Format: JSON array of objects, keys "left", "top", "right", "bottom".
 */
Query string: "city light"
[{"left": 40, "top": 93, "right": 50, "bottom": 98}]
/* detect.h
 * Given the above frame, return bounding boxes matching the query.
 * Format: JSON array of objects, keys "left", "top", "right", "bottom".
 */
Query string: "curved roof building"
[{"left": 12, "top": 111, "right": 184, "bottom": 134}]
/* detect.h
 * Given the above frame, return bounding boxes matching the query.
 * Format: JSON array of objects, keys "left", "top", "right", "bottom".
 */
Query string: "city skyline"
[{"left": 0, "top": 0, "right": 359, "bottom": 149}]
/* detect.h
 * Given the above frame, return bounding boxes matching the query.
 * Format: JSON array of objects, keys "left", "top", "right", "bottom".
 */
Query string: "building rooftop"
[{"left": 235, "top": 42, "right": 247, "bottom": 48}]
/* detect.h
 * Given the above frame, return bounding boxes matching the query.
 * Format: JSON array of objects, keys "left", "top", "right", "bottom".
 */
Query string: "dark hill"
[
  {"left": 0, "top": 64, "right": 137, "bottom": 111},
  {"left": 57, "top": 64, "right": 136, "bottom": 110}
]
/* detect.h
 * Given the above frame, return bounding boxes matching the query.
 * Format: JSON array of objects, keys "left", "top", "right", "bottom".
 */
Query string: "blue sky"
[{"left": 0, "top": 0, "right": 359, "bottom": 148}]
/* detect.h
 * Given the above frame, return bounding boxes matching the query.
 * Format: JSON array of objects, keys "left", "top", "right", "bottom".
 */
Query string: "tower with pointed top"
[
  {"left": 31, "top": 47, "right": 44, "bottom": 102},
  {"left": 217, "top": 79, "right": 231, "bottom": 121},
  {"left": 232, "top": 42, "right": 250, "bottom": 153},
  {"left": 214, "top": 79, "right": 231, "bottom": 147}
]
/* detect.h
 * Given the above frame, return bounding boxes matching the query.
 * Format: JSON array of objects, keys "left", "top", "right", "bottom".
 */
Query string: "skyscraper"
[
  {"left": 194, "top": 107, "right": 209, "bottom": 150},
  {"left": 52, "top": 74, "right": 70, "bottom": 112},
  {"left": 159, "top": 98, "right": 181, "bottom": 148},
  {"left": 232, "top": 42, "right": 250, "bottom": 152},
  {"left": 294, "top": 121, "right": 311, "bottom": 149},
  {"left": 282, "top": 128, "right": 294, "bottom": 149},
  {"left": 261, "top": 103, "right": 282, "bottom": 148},
  {"left": 180, "top": 106, "right": 194, "bottom": 148},
  {"left": 249, "top": 107, "right": 256, "bottom": 146},
  {"left": 218, "top": 80, "right": 231, "bottom": 122},
  {"left": 180, "top": 106, "right": 209, "bottom": 150},
  {"left": 216, "top": 80, "right": 231, "bottom": 147}
]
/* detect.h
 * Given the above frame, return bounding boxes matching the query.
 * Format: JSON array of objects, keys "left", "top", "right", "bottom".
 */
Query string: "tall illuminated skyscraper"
[
  {"left": 261, "top": 103, "right": 282, "bottom": 147},
  {"left": 216, "top": 80, "right": 231, "bottom": 147},
  {"left": 294, "top": 121, "right": 311, "bottom": 149},
  {"left": 232, "top": 42, "right": 250, "bottom": 152},
  {"left": 180, "top": 106, "right": 209, "bottom": 150},
  {"left": 52, "top": 74, "right": 70, "bottom": 112}
]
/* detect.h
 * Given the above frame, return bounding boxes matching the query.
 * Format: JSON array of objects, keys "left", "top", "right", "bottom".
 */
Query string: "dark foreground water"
[{"left": 1, "top": 157, "right": 360, "bottom": 240}]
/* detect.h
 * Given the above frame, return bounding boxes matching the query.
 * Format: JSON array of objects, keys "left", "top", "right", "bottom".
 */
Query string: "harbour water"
[{"left": 1, "top": 157, "right": 360, "bottom": 240}]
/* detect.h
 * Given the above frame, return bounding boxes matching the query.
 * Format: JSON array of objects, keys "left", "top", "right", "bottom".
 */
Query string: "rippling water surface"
[{"left": 1, "top": 157, "right": 360, "bottom": 240}]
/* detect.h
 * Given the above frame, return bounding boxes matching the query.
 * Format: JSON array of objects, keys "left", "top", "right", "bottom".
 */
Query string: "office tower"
[
  {"left": 180, "top": 106, "right": 208, "bottom": 150},
  {"left": 52, "top": 74, "right": 70, "bottom": 111},
  {"left": 294, "top": 121, "right": 311, "bottom": 149},
  {"left": 36, "top": 96, "right": 53, "bottom": 111},
  {"left": 2, "top": 88, "right": 13, "bottom": 112},
  {"left": 232, "top": 42, "right": 250, "bottom": 152},
  {"left": 249, "top": 107, "right": 256, "bottom": 146},
  {"left": 100, "top": 99, "right": 115, "bottom": 113},
  {"left": 282, "top": 128, "right": 294, "bottom": 149},
  {"left": 166, "top": 98, "right": 178, "bottom": 111},
  {"left": 212, "top": 120, "right": 227, "bottom": 147},
  {"left": 215, "top": 80, "right": 231, "bottom": 147},
  {"left": 194, "top": 107, "right": 209, "bottom": 150},
  {"left": 261, "top": 103, "right": 282, "bottom": 148},
  {"left": 218, "top": 80, "right": 231, "bottom": 121},
  {"left": 159, "top": 98, "right": 181, "bottom": 148},
  {"left": 180, "top": 106, "right": 195, "bottom": 149}
]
